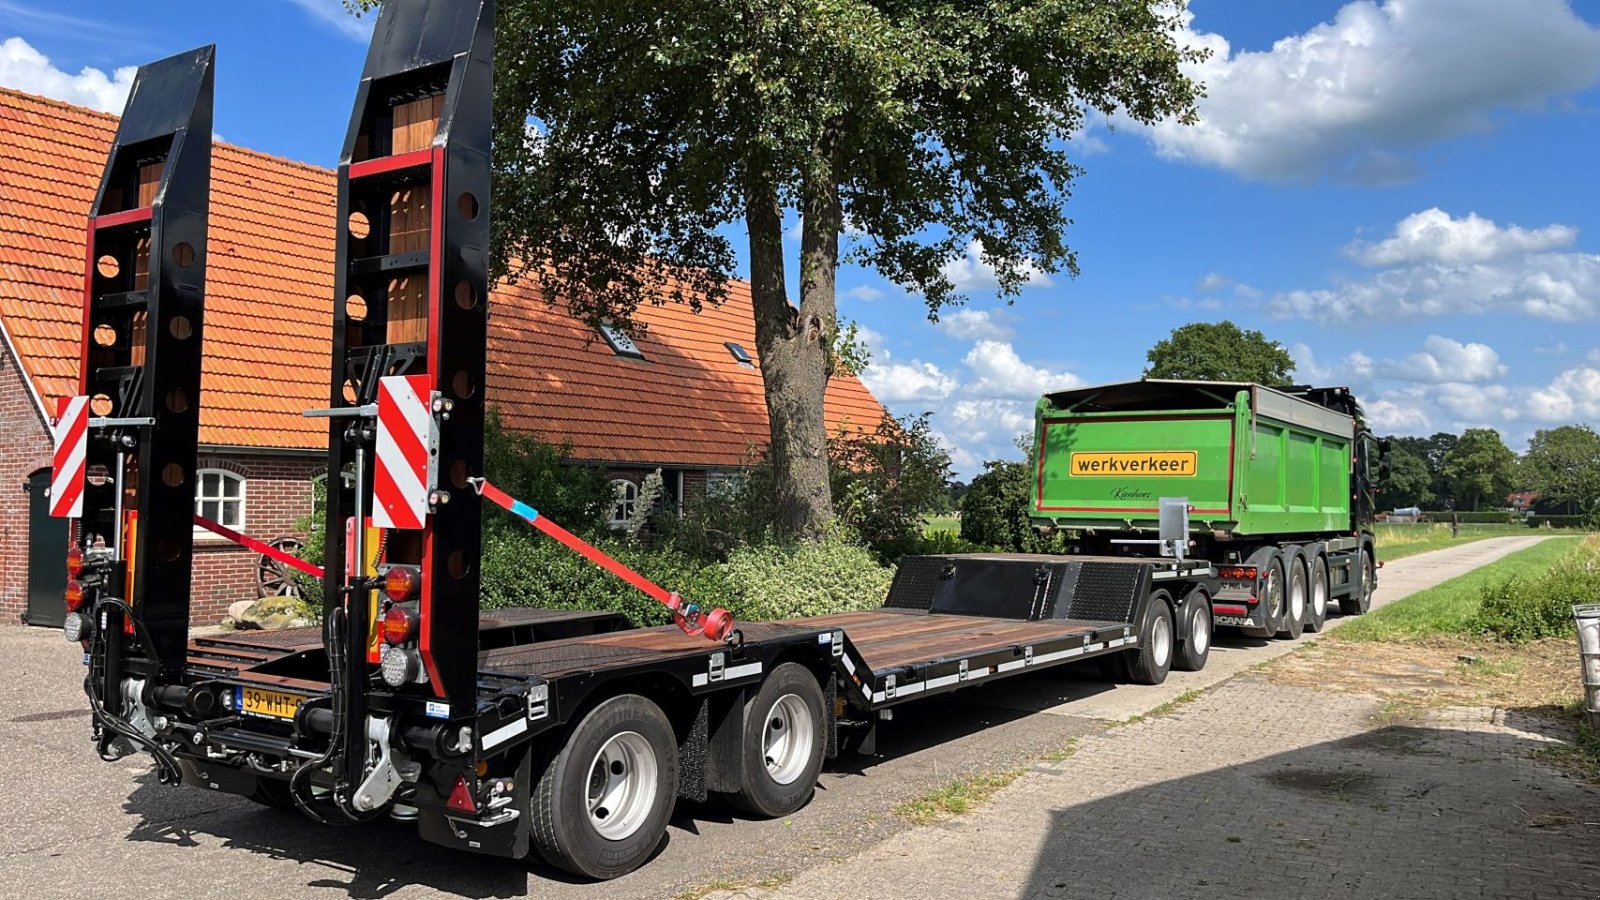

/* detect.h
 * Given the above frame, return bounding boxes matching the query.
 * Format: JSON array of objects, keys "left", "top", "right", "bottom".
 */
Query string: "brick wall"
[
  {"left": 0, "top": 337, "right": 58, "bottom": 625},
  {"left": 0, "top": 330, "right": 322, "bottom": 626},
  {"left": 188, "top": 452, "right": 321, "bottom": 623}
]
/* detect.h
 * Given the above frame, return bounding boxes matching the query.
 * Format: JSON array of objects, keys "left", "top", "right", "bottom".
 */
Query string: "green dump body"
[{"left": 1032, "top": 380, "right": 1355, "bottom": 536}]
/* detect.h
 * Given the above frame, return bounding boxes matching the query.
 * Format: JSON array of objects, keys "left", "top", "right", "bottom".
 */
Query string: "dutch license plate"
[{"left": 238, "top": 686, "right": 304, "bottom": 720}]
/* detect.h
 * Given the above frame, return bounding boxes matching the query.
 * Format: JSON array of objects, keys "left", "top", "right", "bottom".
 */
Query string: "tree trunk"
[{"left": 745, "top": 152, "right": 838, "bottom": 540}]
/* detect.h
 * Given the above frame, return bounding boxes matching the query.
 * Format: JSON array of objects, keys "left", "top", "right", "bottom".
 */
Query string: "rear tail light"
[
  {"left": 381, "top": 605, "right": 419, "bottom": 645},
  {"left": 66, "top": 547, "right": 84, "bottom": 578},
  {"left": 380, "top": 643, "right": 421, "bottom": 686},
  {"left": 64, "top": 579, "right": 85, "bottom": 612},
  {"left": 63, "top": 610, "right": 92, "bottom": 643},
  {"left": 1219, "top": 566, "right": 1259, "bottom": 581},
  {"left": 383, "top": 566, "right": 421, "bottom": 603}
]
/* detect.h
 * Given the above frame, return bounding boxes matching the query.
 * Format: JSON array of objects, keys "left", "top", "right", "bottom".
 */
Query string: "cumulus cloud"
[
  {"left": 1346, "top": 209, "right": 1576, "bottom": 267},
  {"left": 1142, "top": 0, "right": 1600, "bottom": 182},
  {"left": 1269, "top": 209, "right": 1600, "bottom": 323},
  {"left": 941, "top": 240, "right": 1054, "bottom": 293},
  {"left": 1195, "top": 272, "right": 1233, "bottom": 292},
  {"left": 1386, "top": 336, "right": 1508, "bottom": 384},
  {"left": 845, "top": 285, "right": 885, "bottom": 302},
  {"left": 858, "top": 359, "right": 956, "bottom": 404},
  {"left": 936, "top": 308, "right": 1014, "bottom": 341},
  {"left": 962, "top": 340, "right": 1081, "bottom": 401},
  {"left": 0, "top": 35, "right": 133, "bottom": 112}
]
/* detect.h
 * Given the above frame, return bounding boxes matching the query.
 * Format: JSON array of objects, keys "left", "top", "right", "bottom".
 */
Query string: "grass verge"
[
  {"left": 1374, "top": 522, "right": 1555, "bottom": 562},
  {"left": 894, "top": 769, "right": 1023, "bottom": 825},
  {"left": 674, "top": 872, "right": 794, "bottom": 900},
  {"left": 1338, "top": 536, "right": 1582, "bottom": 641}
]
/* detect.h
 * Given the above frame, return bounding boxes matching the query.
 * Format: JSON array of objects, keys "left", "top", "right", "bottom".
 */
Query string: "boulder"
[{"left": 235, "top": 597, "right": 312, "bottom": 631}]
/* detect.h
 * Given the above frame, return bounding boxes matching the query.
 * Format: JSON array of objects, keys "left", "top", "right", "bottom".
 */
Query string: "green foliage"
[
  {"left": 1521, "top": 425, "right": 1600, "bottom": 518},
  {"left": 1382, "top": 446, "right": 1435, "bottom": 510},
  {"left": 1528, "top": 515, "right": 1589, "bottom": 529},
  {"left": 482, "top": 409, "right": 614, "bottom": 531},
  {"left": 1389, "top": 432, "right": 1461, "bottom": 509},
  {"left": 722, "top": 530, "right": 895, "bottom": 621},
  {"left": 1471, "top": 539, "right": 1600, "bottom": 643},
  {"left": 959, "top": 460, "right": 1062, "bottom": 552},
  {"left": 1442, "top": 427, "right": 1518, "bottom": 512},
  {"left": 831, "top": 414, "right": 953, "bottom": 555},
  {"left": 1142, "top": 320, "right": 1295, "bottom": 386},
  {"left": 1423, "top": 510, "right": 1521, "bottom": 524}
]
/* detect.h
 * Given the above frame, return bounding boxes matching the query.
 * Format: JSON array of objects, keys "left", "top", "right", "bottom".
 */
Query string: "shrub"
[
  {"left": 959, "top": 460, "right": 1064, "bottom": 553},
  {"left": 1471, "top": 539, "right": 1600, "bottom": 642},
  {"left": 722, "top": 529, "right": 895, "bottom": 621}
]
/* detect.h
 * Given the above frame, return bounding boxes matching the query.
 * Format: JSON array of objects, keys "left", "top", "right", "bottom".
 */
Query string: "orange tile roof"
[{"left": 0, "top": 87, "right": 885, "bottom": 467}]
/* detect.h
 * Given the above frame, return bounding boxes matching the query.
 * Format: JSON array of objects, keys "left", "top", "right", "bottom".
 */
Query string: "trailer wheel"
[
  {"left": 530, "top": 694, "right": 679, "bottom": 881},
  {"left": 1305, "top": 556, "right": 1330, "bottom": 633},
  {"left": 721, "top": 662, "right": 826, "bottom": 818},
  {"left": 1239, "top": 556, "right": 1285, "bottom": 639},
  {"left": 1173, "top": 596, "right": 1211, "bottom": 673},
  {"left": 1340, "top": 548, "right": 1375, "bottom": 616},
  {"left": 1124, "top": 594, "right": 1174, "bottom": 686},
  {"left": 1277, "top": 555, "right": 1307, "bottom": 640}
]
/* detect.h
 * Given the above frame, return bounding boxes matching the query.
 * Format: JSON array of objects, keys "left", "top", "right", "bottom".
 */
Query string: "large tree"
[
  {"left": 351, "top": 0, "right": 1203, "bottom": 538},
  {"left": 1521, "top": 424, "right": 1600, "bottom": 516},
  {"left": 1391, "top": 431, "right": 1459, "bottom": 508},
  {"left": 1143, "top": 320, "right": 1295, "bottom": 386},
  {"left": 1442, "top": 428, "right": 1517, "bottom": 512},
  {"left": 1381, "top": 445, "right": 1434, "bottom": 510}
]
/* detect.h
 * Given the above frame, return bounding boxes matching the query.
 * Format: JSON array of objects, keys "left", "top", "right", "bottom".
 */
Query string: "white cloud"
[
  {"left": 962, "top": 340, "right": 1081, "bottom": 401},
  {"left": 942, "top": 240, "right": 1054, "bottom": 293},
  {"left": 282, "top": 0, "right": 374, "bottom": 41},
  {"left": 1346, "top": 208, "right": 1576, "bottom": 267},
  {"left": 1196, "top": 272, "right": 1233, "bottom": 292},
  {"left": 1290, "top": 343, "right": 1374, "bottom": 388},
  {"left": 1234, "top": 283, "right": 1263, "bottom": 300},
  {"left": 936, "top": 308, "right": 1014, "bottom": 341},
  {"left": 1143, "top": 0, "right": 1600, "bottom": 182},
  {"left": 1527, "top": 367, "right": 1600, "bottom": 422},
  {"left": 1366, "top": 391, "right": 1432, "bottom": 433},
  {"left": 845, "top": 285, "right": 885, "bottom": 302},
  {"left": 858, "top": 359, "right": 957, "bottom": 404},
  {"left": 1270, "top": 210, "right": 1600, "bottom": 323},
  {"left": 1385, "top": 335, "right": 1508, "bottom": 384},
  {"left": 0, "top": 36, "right": 133, "bottom": 113}
]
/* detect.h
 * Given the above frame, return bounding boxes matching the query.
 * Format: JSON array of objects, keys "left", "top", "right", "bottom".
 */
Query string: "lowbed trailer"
[
  {"left": 172, "top": 552, "right": 1198, "bottom": 877},
  {"left": 49, "top": 0, "right": 1230, "bottom": 883}
]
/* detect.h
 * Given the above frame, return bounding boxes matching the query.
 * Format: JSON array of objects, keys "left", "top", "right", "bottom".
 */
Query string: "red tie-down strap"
[
  {"left": 194, "top": 515, "right": 325, "bottom": 579},
  {"left": 471, "top": 478, "right": 734, "bottom": 642}
]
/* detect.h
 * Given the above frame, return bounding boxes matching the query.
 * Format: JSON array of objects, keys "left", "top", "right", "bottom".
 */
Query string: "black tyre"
[
  {"left": 1173, "top": 594, "right": 1211, "bottom": 673},
  {"left": 1277, "top": 554, "right": 1307, "bottom": 640},
  {"left": 530, "top": 694, "right": 679, "bottom": 881},
  {"left": 1305, "top": 556, "right": 1330, "bottom": 633},
  {"left": 721, "top": 662, "right": 826, "bottom": 818},
  {"left": 1124, "top": 595, "right": 1174, "bottom": 686},
  {"left": 1239, "top": 556, "right": 1284, "bottom": 639},
  {"left": 246, "top": 775, "right": 295, "bottom": 810},
  {"left": 1339, "top": 548, "right": 1375, "bottom": 616}
]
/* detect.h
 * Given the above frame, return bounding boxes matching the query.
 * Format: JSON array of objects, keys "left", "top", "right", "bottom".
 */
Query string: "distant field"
[
  {"left": 1373, "top": 522, "right": 1579, "bottom": 562},
  {"left": 923, "top": 515, "right": 960, "bottom": 536}
]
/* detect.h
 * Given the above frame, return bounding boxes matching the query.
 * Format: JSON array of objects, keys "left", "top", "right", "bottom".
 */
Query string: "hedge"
[
  {"left": 1527, "top": 515, "right": 1589, "bottom": 529},
  {"left": 1470, "top": 538, "right": 1600, "bottom": 642},
  {"left": 1421, "top": 511, "right": 1520, "bottom": 524}
]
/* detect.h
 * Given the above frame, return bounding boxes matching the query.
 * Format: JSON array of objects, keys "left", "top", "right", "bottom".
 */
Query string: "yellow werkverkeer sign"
[{"left": 1069, "top": 450, "right": 1199, "bottom": 477}]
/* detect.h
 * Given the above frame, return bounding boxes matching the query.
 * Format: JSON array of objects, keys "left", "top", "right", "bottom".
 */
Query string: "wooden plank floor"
[{"left": 796, "top": 611, "right": 1103, "bottom": 672}]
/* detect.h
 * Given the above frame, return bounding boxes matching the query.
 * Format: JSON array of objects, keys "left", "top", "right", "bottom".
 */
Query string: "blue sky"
[{"left": 4, "top": 0, "right": 1600, "bottom": 479}]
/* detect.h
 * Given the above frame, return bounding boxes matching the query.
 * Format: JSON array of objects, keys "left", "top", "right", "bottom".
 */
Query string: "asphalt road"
[{"left": 0, "top": 536, "right": 1550, "bottom": 899}]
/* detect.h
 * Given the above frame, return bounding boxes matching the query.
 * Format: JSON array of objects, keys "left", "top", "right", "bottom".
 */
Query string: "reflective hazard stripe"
[
  {"left": 371, "top": 375, "right": 437, "bottom": 530},
  {"left": 50, "top": 395, "right": 90, "bottom": 518}
]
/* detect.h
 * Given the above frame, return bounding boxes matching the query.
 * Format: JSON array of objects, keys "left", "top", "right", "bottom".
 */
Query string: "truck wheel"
[
  {"left": 1173, "top": 595, "right": 1210, "bottom": 673},
  {"left": 1305, "top": 556, "right": 1329, "bottom": 633},
  {"left": 1339, "top": 548, "right": 1375, "bottom": 616},
  {"left": 530, "top": 694, "right": 679, "bottom": 881},
  {"left": 1239, "top": 557, "right": 1285, "bottom": 639},
  {"left": 1277, "top": 556, "right": 1307, "bottom": 640},
  {"left": 721, "top": 662, "right": 826, "bottom": 818},
  {"left": 1124, "top": 596, "right": 1173, "bottom": 686}
]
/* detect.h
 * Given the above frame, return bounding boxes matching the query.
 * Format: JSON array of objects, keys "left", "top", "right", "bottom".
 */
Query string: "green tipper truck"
[{"left": 1031, "top": 379, "right": 1388, "bottom": 651}]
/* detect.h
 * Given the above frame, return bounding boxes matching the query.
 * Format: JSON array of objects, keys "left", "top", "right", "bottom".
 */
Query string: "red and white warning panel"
[
  {"left": 372, "top": 374, "right": 439, "bottom": 530},
  {"left": 50, "top": 395, "right": 90, "bottom": 519}
]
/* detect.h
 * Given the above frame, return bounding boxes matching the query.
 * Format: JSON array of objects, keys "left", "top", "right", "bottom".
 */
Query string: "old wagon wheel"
[{"left": 256, "top": 537, "right": 307, "bottom": 598}]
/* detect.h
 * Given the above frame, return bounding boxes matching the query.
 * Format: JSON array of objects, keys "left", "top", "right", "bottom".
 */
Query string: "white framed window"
[
  {"left": 194, "top": 469, "right": 247, "bottom": 534},
  {"left": 609, "top": 479, "right": 639, "bottom": 529}
]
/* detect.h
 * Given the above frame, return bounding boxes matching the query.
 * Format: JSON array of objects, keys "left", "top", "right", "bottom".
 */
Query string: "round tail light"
[
  {"left": 65, "top": 579, "right": 85, "bottom": 612},
  {"left": 382, "top": 605, "right": 419, "bottom": 645},
  {"left": 66, "top": 547, "right": 84, "bottom": 579},
  {"left": 384, "top": 567, "right": 420, "bottom": 603}
]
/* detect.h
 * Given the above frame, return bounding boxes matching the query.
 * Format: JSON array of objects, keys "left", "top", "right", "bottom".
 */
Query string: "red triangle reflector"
[{"left": 446, "top": 775, "right": 476, "bottom": 813}]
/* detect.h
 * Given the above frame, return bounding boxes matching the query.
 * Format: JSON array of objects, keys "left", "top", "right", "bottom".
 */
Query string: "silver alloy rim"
[
  {"left": 1266, "top": 567, "right": 1283, "bottom": 618},
  {"left": 763, "top": 694, "right": 814, "bottom": 786},
  {"left": 1192, "top": 605, "right": 1210, "bottom": 655},
  {"left": 586, "top": 731, "right": 658, "bottom": 841},
  {"left": 1312, "top": 565, "right": 1328, "bottom": 617},
  {"left": 1290, "top": 568, "right": 1306, "bottom": 621},
  {"left": 1152, "top": 614, "right": 1172, "bottom": 668}
]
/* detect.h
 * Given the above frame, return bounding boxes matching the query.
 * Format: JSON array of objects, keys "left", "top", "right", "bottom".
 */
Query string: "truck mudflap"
[{"left": 417, "top": 748, "right": 533, "bottom": 858}]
